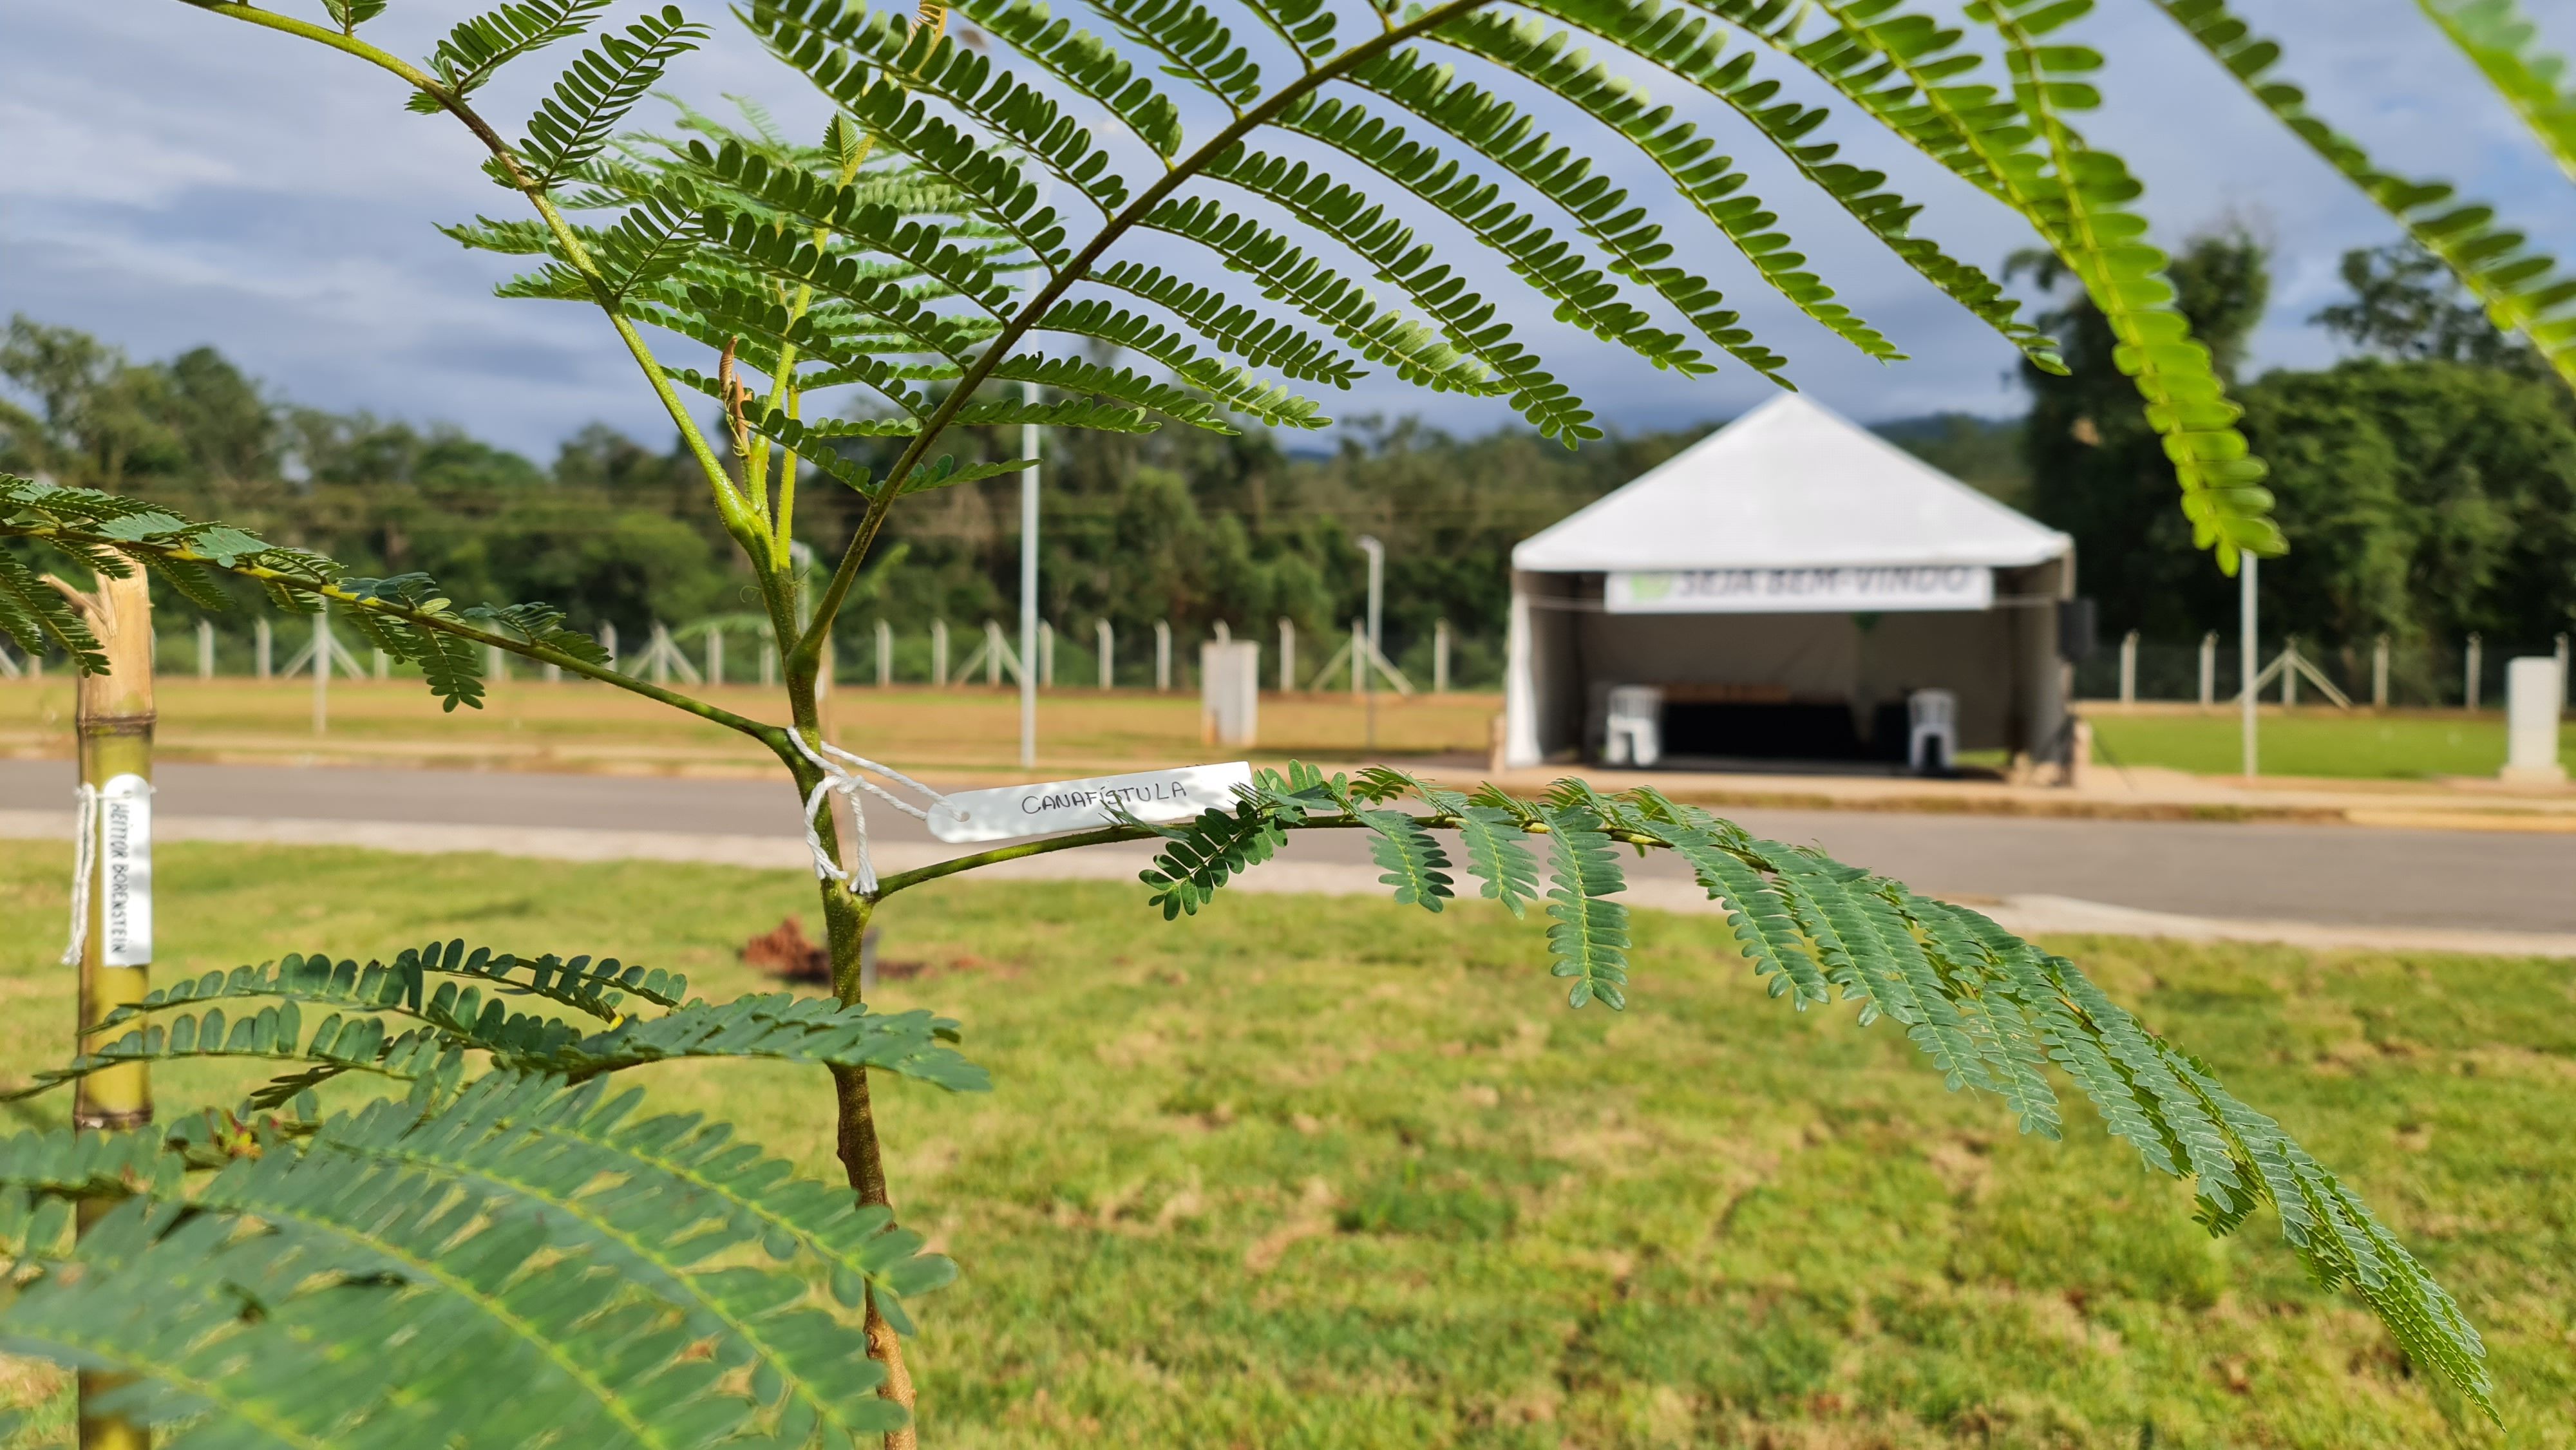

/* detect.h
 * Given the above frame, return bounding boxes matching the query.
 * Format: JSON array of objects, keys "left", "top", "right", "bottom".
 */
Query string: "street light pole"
[
  {"left": 1020, "top": 379, "right": 1040, "bottom": 770},
  {"left": 1358, "top": 534, "right": 1384, "bottom": 753}
]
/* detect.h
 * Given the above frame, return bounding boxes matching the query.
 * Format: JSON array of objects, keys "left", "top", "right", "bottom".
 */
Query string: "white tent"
[{"left": 1503, "top": 394, "right": 2076, "bottom": 771}]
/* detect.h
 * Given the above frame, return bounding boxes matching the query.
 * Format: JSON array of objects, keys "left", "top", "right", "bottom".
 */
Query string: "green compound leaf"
[
  {"left": 1358, "top": 808, "right": 1455, "bottom": 912},
  {"left": 1537, "top": 805, "right": 1631, "bottom": 1009}
]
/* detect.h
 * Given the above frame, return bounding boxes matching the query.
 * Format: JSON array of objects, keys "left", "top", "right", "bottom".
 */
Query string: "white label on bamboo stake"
[
  {"left": 99, "top": 773, "right": 152, "bottom": 966},
  {"left": 926, "top": 762, "right": 1253, "bottom": 843}
]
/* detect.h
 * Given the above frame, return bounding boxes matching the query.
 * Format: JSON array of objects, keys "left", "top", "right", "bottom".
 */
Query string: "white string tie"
[
  {"left": 62, "top": 783, "right": 98, "bottom": 966},
  {"left": 784, "top": 730, "right": 948, "bottom": 896}
]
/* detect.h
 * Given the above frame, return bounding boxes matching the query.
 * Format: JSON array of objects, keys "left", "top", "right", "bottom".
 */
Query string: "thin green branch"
[
  {"left": 791, "top": 0, "right": 1499, "bottom": 674},
  {"left": 10, "top": 521, "right": 779, "bottom": 739},
  {"left": 869, "top": 814, "right": 1380, "bottom": 899}
]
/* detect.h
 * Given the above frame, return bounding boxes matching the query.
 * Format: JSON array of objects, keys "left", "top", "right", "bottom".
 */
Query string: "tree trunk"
[
  {"left": 61, "top": 567, "right": 154, "bottom": 1450},
  {"left": 800, "top": 758, "right": 918, "bottom": 1449}
]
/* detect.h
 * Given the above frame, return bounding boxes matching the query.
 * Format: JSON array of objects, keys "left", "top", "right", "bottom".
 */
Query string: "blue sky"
[{"left": 3, "top": 1, "right": 2569, "bottom": 460}]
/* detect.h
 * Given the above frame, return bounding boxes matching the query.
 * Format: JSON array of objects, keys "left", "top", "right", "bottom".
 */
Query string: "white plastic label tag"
[
  {"left": 927, "top": 762, "right": 1254, "bottom": 844},
  {"left": 98, "top": 773, "right": 152, "bottom": 966}
]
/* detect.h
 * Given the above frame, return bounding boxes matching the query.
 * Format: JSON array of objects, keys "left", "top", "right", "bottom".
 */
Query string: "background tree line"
[
  {"left": 8, "top": 233, "right": 2566, "bottom": 690},
  {"left": 0, "top": 315, "right": 1714, "bottom": 687}
]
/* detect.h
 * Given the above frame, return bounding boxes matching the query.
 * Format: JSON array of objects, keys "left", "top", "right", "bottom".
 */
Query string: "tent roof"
[{"left": 1511, "top": 394, "right": 2071, "bottom": 574}]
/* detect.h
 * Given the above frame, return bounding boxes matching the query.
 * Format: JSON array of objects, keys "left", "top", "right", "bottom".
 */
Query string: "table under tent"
[{"left": 1501, "top": 395, "right": 2078, "bottom": 775}]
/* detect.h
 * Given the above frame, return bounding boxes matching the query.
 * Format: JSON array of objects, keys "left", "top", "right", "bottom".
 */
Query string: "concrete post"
[
  {"left": 2240, "top": 553, "right": 2258, "bottom": 778},
  {"left": 761, "top": 643, "right": 776, "bottom": 688},
  {"left": 312, "top": 605, "right": 330, "bottom": 736},
  {"left": 1213, "top": 619, "right": 1230, "bottom": 644},
  {"left": 544, "top": 660, "right": 560, "bottom": 683},
  {"left": 986, "top": 619, "right": 1005, "bottom": 687},
  {"left": 2197, "top": 632, "right": 2215, "bottom": 707},
  {"left": 2118, "top": 630, "right": 2137, "bottom": 704},
  {"left": 2558, "top": 632, "right": 2570, "bottom": 709},
  {"left": 1351, "top": 619, "right": 1367, "bottom": 696},
  {"left": 1434, "top": 618, "right": 1451, "bottom": 693},
  {"left": 2374, "top": 635, "right": 2391, "bottom": 708},
  {"left": 1097, "top": 619, "right": 1113, "bottom": 689},
  {"left": 932, "top": 619, "right": 949, "bottom": 687},
  {"left": 1154, "top": 619, "right": 1171, "bottom": 692},
  {"left": 254, "top": 616, "right": 272, "bottom": 680},
  {"left": 196, "top": 617, "right": 214, "bottom": 679},
  {"left": 487, "top": 643, "right": 506, "bottom": 684},
  {"left": 2467, "top": 633, "right": 2483, "bottom": 710},
  {"left": 2282, "top": 636, "right": 2298, "bottom": 707},
  {"left": 2504, "top": 657, "right": 2566, "bottom": 782},
  {"left": 877, "top": 619, "right": 893, "bottom": 687},
  {"left": 706, "top": 628, "right": 723, "bottom": 686},
  {"left": 1041, "top": 621, "right": 1055, "bottom": 687},
  {"left": 598, "top": 621, "right": 619, "bottom": 671},
  {"left": 375, "top": 648, "right": 391, "bottom": 681},
  {"left": 1278, "top": 617, "right": 1296, "bottom": 693},
  {"left": 1200, "top": 639, "right": 1259, "bottom": 746}
]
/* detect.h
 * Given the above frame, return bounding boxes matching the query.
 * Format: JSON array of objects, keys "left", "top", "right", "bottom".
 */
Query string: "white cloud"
[{"left": 1, "top": 0, "right": 2568, "bottom": 457}]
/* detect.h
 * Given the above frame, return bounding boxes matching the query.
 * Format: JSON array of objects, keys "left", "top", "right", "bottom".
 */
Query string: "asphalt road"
[{"left": 5, "top": 758, "right": 2572, "bottom": 934}]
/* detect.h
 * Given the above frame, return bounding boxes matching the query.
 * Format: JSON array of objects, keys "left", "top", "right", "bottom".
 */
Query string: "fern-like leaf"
[
  {"left": 2154, "top": 0, "right": 2576, "bottom": 393},
  {"left": 1137, "top": 801, "right": 1287, "bottom": 918},
  {"left": 415, "top": 0, "right": 611, "bottom": 113},
  {"left": 518, "top": 6, "right": 710, "bottom": 191},
  {"left": 1537, "top": 804, "right": 1630, "bottom": 1008},
  {"left": 1358, "top": 808, "right": 1455, "bottom": 911},
  {"left": 2420, "top": 0, "right": 2576, "bottom": 184}
]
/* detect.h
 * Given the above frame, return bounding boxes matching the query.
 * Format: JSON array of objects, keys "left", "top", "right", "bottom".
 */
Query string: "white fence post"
[
  {"left": 2374, "top": 635, "right": 2391, "bottom": 708},
  {"left": 2282, "top": 636, "right": 2299, "bottom": 706},
  {"left": 2557, "top": 632, "right": 2570, "bottom": 709},
  {"left": 544, "top": 659, "right": 560, "bottom": 683},
  {"left": 1278, "top": 617, "right": 1296, "bottom": 693},
  {"left": 1434, "top": 618, "right": 1451, "bottom": 693},
  {"left": 2197, "top": 632, "right": 2215, "bottom": 707},
  {"left": 255, "top": 617, "right": 272, "bottom": 679},
  {"left": 312, "top": 605, "right": 331, "bottom": 736},
  {"left": 598, "top": 622, "right": 620, "bottom": 671},
  {"left": 933, "top": 619, "right": 950, "bottom": 687},
  {"left": 760, "top": 643, "right": 776, "bottom": 688},
  {"left": 2118, "top": 630, "right": 2137, "bottom": 704},
  {"left": 2467, "top": 633, "right": 2483, "bottom": 710},
  {"left": 1041, "top": 620, "right": 1055, "bottom": 687},
  {"left": 196, "top": 618, "right": 214, "bottom": 679},
  {"left": 706, "top": 628, "right": 723, "bottom": 686},
  {"left": 1351, "top": 619, "right": 1367, "bottom": 695},
  {"left": 1097, "top": 619, "right": 1114, "bottom": 689},
  {"left": 375, "top": 649, "right": 391, "bottom": 681},
  {"left": 487, "top": 643, "right": 506, "bottom": 683},
  {"left": 1154, "top": 619, "right": 1171, "bottom": 692},
  {"left": 985, "top": 619, "right": 1006, "bottom": 687},
  {"left": 876, "top": 619, "right": 893, "bottom": 687}
]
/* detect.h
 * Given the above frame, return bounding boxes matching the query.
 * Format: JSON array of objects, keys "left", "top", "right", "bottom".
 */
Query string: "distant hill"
[{"left": 1871, "top": 412, "right": 2031, "bottom": 508}]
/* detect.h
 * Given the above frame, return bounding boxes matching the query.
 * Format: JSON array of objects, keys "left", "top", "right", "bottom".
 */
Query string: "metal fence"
[
  {"left": 19, "top": 613, "right": 1504, "bottom": 695},
  {"left": 2074, "top": 632, "right": 2575, "bottom": 709}
]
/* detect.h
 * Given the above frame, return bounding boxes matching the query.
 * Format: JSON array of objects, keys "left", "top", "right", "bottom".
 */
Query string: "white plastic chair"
[
  {"left": 1907, "top": 688, "right": 1957, "bottom": 773},
  {"left": 1604, "top": 685, "right": 1663, "bottom": 767}
]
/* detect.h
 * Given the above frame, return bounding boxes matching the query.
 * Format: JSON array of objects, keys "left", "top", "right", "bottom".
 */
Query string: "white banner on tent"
[{"left": 1605, "top": 565, "right": 1993, "bottom": 614}]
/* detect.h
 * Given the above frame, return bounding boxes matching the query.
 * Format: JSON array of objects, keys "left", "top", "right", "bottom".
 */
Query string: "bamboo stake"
[{"left": 55, "top": 567, "right": 154, "bottom": 1450}]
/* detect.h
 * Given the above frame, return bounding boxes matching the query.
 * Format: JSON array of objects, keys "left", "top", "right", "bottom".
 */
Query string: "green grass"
[
  {"left": 2, "top": 840, "right": 2569, "bottom": 1447},
  {"left": 2087, "top": 708, "right": 2576, "bottom": 781}
]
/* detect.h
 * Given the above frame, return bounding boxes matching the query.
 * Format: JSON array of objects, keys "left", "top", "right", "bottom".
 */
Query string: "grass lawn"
[
  {"left": 0, "top": 679, "right": 1500, "bottom": 777},
  {"left": 2087, "top": 708, "right": 2576, "bottom": 781},
  {"left": 1, "top": 840, "right": 2568, "bottom": 1447}
]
